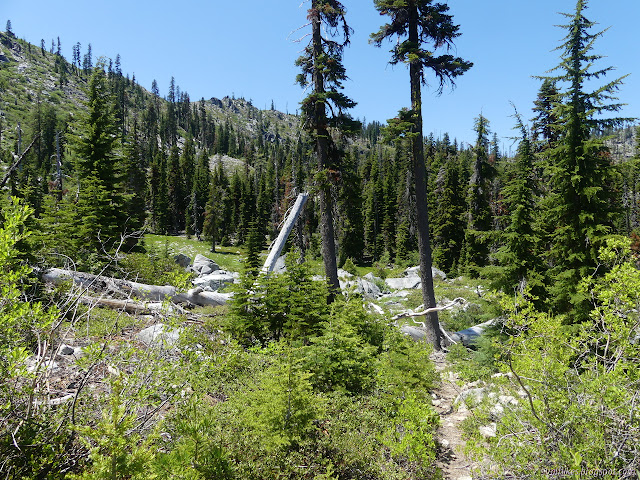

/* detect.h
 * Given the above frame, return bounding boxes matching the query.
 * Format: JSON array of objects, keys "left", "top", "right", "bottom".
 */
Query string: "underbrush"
[
  {"left": 459, "top": 239, "right": 640, "bottom": 478},
  {"left": 2, "top": 200, "right": 446, "bottom": 479}
]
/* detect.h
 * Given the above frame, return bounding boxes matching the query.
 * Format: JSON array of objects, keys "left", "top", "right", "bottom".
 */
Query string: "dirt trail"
[{"left": 431, "top": 351, "right": 479, "bottom": 480}]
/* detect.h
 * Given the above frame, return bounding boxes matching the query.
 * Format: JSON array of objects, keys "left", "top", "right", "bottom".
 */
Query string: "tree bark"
[{"left": 409, "top": 3, "right": 441, "bottom": 350}]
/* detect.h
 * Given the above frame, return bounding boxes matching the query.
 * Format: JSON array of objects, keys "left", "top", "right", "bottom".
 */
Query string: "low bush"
[{"left": 466, "top": 237, "right": 640, "bottom": 478}]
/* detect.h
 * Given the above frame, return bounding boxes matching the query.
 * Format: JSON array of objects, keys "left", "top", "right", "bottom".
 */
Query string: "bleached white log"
[
  {"left": 261, "top": 192, "right": 309, "bottom": 275},
  {"left": 41, "top": 269, "right": 230, "bottom": 307}
]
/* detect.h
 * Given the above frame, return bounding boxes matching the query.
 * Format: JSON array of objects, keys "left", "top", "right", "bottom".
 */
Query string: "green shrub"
[
  {"left": 227, "top": 257, "right": 329, "bottom": 345},
  {"left": 341, "top": 257, "right": 358, "bottom": 276},
  {"left": 70, "top": 370, "right": 156, "bottom": 480},
  {"left": 376, "top": 328, "right": 438, "bottom": 401},
  {"left": 152, "top": 399, "right": 235, "bottom": 480},
  {"left": 380, "top": 392, "right": 439, "bottom": 472},
  {"left": 0, "top": 198, "right": 72, "bottom": 479},
  {"left": 303, "top": 297, "right": 378, "bottom": 394},
  {"left": 116, "top": 249, "right": 192, "bottom": 289},
  {"left": 468, "top": 237, "right": 640, "bottom": 478}
]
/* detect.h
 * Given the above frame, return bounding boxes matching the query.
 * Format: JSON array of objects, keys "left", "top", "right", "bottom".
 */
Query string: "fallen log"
[
  {"left": 76, "top": 295, "right": 152, "bottom": 314},
  {"left": 42, "top": 268, "right": 230, "bottom": 307}
]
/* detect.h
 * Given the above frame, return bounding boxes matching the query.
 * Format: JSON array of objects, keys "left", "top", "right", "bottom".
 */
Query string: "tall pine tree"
[
  {"left": 69, "top": 62, "right": 130, "bottom": 253},
  {"left": 462, "top": 114, "right": 495, "bottom": 276},
  {"left": 371, "top": 0, "right": 472, "bottom": 350},
  {"left": 296, "top": 0, "right": 359, "bottom": 300},
  {"left": 493, "top": 111, "right": 544, "bottom": 298},
  {"left": 540, "top": 0, "right": 628, "bottom": 314}
]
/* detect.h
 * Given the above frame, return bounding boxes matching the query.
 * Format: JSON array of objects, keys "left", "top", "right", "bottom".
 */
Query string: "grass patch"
[
  {"left": 144, "top": 234, "right": 246, "bottom": 272},
  {"left": 71, "top": 305, "right": 145, "bottom": 339}
]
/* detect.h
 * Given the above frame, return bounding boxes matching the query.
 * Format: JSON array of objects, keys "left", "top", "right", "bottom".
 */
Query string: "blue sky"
[{"left": 4, "top": 0, "right": 639, "bottom": 149}]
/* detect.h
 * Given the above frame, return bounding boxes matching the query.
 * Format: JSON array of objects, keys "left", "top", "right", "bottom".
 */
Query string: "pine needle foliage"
[
  {"left": 492, "top": 110, "right": 545, "bottom": 299},
  {"left": 538, "top": 0, "right": 630, "bottom": 315}
]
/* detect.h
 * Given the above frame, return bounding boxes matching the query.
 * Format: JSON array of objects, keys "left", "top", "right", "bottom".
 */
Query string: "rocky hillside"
[{"left": 0, "top": 31, "right": 303, "bottom": 155}]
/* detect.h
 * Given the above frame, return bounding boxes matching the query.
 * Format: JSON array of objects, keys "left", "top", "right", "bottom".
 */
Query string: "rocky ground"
[{"left": 431, "top": 351, "right": 479, "bottom": 480}]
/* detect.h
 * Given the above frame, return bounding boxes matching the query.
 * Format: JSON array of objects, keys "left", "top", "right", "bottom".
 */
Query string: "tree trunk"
[
  {"left": 312, "top": 3, "right": 340, "bottom": 300},
  {"left": 409, "top": 4, "right": 441, "bottom": 351}
]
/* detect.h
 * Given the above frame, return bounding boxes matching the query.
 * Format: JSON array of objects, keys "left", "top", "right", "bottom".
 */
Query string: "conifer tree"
[
  {"left": 540, "top": 0, "right": 628, "bottom": 314},
  {"left": 244, "top": 220, "right": 265, "bottom": 274},
  {"left": 337, "top": 148, "right": 365, "bottom": 265},
  {"left": 188, "top": 151, "right": 211, "bottom": 238},
  {"left": 363, "top": 151, "right": 383, "bottom": 261},
  {"left": 371, "top": 0, "right": 472, "bottom": 349},
  {"left": 432, "top": 146, "right": 465, "bottom": 274},
  {"left": 531, "top": 79, "right": 560, "bottom": 154},
  {"left": 82, "top": 44, "right": 92, "bottom": 74},
  {"left": 493, "top": 112, "right": 544, "bottom": 297},
  {"left": 149, "top": 150, "right": 169, "bottom": 233},
  {"left": 121, "top": 124, "right": 146, "bottom": 230},
  {"left": 296, "top": 0, "right": 359, "bottom": 300},
  {"left": 462, "top": 114, "right": 495, "bottom": 275},
  {"left": 180, "top": 134, "right": 196, "bottom": 204},
  {"left": 166, "top": 145, "right": 183, "bottom": 233},
  {"left": 69, "top": 62, "right": 129, "bottom": 252}
]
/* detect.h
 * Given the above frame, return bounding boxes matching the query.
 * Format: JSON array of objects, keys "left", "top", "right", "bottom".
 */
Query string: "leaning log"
[
  {"left": 262, "top": 192, "right": 309, "bottom": 274},
  {"left": 42, "top": 268, "right": 230, "bottom": 307}
]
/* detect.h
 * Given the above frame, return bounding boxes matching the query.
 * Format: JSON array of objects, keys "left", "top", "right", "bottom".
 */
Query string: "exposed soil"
[{"left": 431, "top": 351, "right": 479, "bottom": 480}]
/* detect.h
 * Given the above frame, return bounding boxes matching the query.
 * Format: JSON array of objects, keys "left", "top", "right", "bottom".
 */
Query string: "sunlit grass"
[{"left": 143, "top": 234, "right": 247, "bottom": 272}]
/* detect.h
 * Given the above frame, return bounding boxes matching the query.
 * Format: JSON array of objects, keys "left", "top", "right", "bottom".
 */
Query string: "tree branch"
[
  {"left": 0, "top": 133, "right": 40, "bottom": 188},
  {"left": 391, "top": 297, "right": 466, "bottom": 322}
]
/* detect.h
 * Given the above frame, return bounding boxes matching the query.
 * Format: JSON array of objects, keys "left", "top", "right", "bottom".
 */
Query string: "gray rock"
[
  {"left": 337, "top": 268, "right": 354, "bottom": 278},
  {"left": 451, "top": 319, "right": 496, "bottom": 347},
  {"left": 59, "top": 344, "right": 74, "bottom": 355},
  {"left": 26, "top": 357, "right": 59, "bottom": 373},
  {"left": 404, "top": 265, "right": 447, "bottom": 280},
  {"left": 432, "top": 267, "right": 447, "bottom": 280},
  {"left": 479, "top": 423, "right": 497, "bottom": 438},
  {"left": 405, "top": 266, "right": 420, "bottom": 275},
  {"left": 490, "top": 403, "right": 505, "bottom": 419},
  {"left": 400, "top": 325, "right": 428, "bottom": 341},
  {"left": 191, "top": 254, "right": 220, "bottom": 275},
  {"left": 454, "top": 387, "right": 487, "bottom": 406},
  {"left": 394, "top": 290, "right": 412, "bottom": 298},
  {"left": 357, "top": 278, "right": 381, "bottom": 298},
  {"left": 339, "top": 277, "right": 382, "bottom": 299},
  {"left": 385, "top": 266, "right": 445, "bottom": 290},
  {"left": 192, "top": 271, "right": 235, "bottom": 291},
  {"left": 386, "top": 276, "right": 421, "bottom": 290},
  {"left": 498, "top": 395, "right": 519, "bottom": 406},
  {"left": 174, "top": 253, "right": 191, "bottom": 268},
  {"left": 363, "top": 272, "right": 381, "bottom": 282},
  {"left": 136, "top": 324, "right": 182, "bottom": 347}
]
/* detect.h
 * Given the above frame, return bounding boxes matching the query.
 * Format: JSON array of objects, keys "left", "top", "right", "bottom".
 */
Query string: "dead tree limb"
[
  {"left": 394, "top": 297, "right": 467, "bottom": 345},
  {"left": 0, "top": 133, "right": 40, "bottom": 188},
  {"left": 392, "top": 297, "right": 467, "bottom": 323}
]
